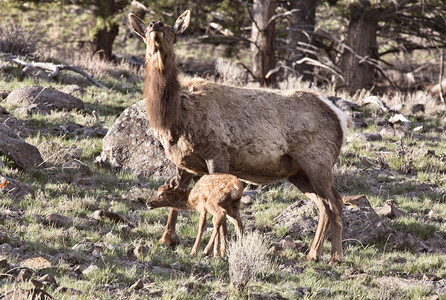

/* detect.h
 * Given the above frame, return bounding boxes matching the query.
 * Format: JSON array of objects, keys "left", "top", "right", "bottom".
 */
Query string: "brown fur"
[
  {"left": 129, "top": 11, "right": 348, "bottom": 263},
  {"left": 147, "top": 174, "right": 244, "bottom": 257}
]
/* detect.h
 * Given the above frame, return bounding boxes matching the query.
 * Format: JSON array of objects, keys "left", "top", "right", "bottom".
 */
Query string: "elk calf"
[{"left": 147, "top": 174, "right": 244, "bottom": 257}]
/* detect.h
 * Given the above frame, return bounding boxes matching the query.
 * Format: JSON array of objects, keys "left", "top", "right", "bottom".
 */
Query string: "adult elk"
[{"left": 129, "top": 10, "right": 349, "bottom": 264}]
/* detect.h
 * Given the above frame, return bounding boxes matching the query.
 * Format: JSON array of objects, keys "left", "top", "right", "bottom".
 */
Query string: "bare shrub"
[
  {"left": 47, "top": 47, "right": 143, "bottom": 82},
  {"left": 0, "top": 24, "right": 42, "bottom": 56},
  {"left": 278, "top": 74, "right": 314, "bottom": 90},
  {"left": 215, "top": 58, "right": 248, "bottom": 86},
  {"left": 227, "top": 231, "right": 275, "bottom": 291}
]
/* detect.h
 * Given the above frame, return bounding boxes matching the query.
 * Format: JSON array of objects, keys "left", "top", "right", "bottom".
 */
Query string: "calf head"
[{"left": 147, "top": 179, "right": 189, "bottom": 209}]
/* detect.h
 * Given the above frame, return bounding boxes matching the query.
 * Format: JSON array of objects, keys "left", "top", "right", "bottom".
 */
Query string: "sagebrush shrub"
[
  {"left": 227, "top": 231, "right": 275, "bottom": 290},
  {"left": 0, "top": 24, "right": 42, "bottom": 56}
]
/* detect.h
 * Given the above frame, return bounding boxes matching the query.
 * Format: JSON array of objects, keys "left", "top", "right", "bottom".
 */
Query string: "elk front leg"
[
  {"left": 159, "top": 209, "right": 181, "bottom": 247},
  {"left": 159, "top": 168, "right": 193, "bottom": 247}
]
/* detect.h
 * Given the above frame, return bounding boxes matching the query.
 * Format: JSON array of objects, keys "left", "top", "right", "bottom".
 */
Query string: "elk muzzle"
[{"left": 146, "top": 200, "right": 158, "bottom": 210}]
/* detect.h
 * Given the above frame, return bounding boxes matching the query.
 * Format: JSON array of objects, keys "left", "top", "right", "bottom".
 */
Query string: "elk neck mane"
[{"left": 144, "top": 52, "right": 181, "bottom": 134}]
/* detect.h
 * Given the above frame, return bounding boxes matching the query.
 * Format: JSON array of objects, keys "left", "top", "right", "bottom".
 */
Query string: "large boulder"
[
  {"left": 6, "top": 85, "right": 84, "bottom": 112},
  {"left": 0, "top": 124, "right": 43, "bottom": 170},
  {"left": 97, "top": 100, "right": 175, "bottom": 180}
]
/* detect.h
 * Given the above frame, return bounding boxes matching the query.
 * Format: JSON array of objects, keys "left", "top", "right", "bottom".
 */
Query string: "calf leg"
[
  {"left": 227, "top": 211, "right": 244, "bottom": 238},
  {"left": 218, "top": 218, "right": 228, "bottom": 256},
  {"left": 191, "top": 209, "right": 207, "bottom": 255},
  {"left": 203, "top": 212, "right": 226, "bottom": 256}
]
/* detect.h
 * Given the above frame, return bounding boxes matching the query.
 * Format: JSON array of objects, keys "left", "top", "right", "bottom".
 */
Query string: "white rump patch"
[{"left": 319, "top": 96, "right": 349, "bottom": 142}]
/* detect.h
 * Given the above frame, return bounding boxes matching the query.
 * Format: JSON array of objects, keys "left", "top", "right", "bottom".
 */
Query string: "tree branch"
[{"left": 2, "top": 54, "right": 109, "bottom": 90}]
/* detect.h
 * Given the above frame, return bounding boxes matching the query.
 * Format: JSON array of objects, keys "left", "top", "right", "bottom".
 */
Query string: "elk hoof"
[
  {"left": 328, "top": 256, "right": 343, "bottom": 265},
  {"left": 306, "top": 252, "right": 320, "bottom": 262},
  {"left": 159, "top": 233, "right": 181, "bottom": 247}
]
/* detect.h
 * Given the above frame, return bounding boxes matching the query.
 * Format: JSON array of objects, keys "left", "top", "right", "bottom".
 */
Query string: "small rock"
[
  {"left": 130, "top": 279, "right": 144, "bottom": 290},
  {"left": 344, "top": 267, "right": 364, "bottom": 276},
  {"left": 62, "top": 160, "right": 91, "bottom": 176},
  {"left": 191, "top": 262, "right": 210, "bottom": 276},
  {"left": 365, "top": 133, "right": 383, "bottom": 142},
  {"left": 379, "top": 127, "right": 406, "bottom": 138},
  {"left": 62, "top": 85, "right": 85, "bottom": 96},
  {"left": 411, "top": 104, "right": 425, "bottom": 114},
  {"left": 0, "top": 229, "right": 6, "bottom": 243},
  {"left": 45, "top": 213, "right": 73, "bottom": 227},
  {"left": 267, "top": 243, "right": 283, "bottom": 254},
  {"left": 20, "top": 257, "right": 52, "bottom": 269},
  {"left": 0, "top": 243, "right": 12, "bottom": 255},
  {"left": 241, "top": 191, "right": 257, "bottom": 206},
  {"left": 31, "top": 279, "right": 43, "bottom": 289},
  {"left": 379, "top": 203, "right": 406, "bottom": 219},
  {"left": 282, "top": 238, "right": 297, "bottom": 250},
  {"left": 16, "top": 268, "right": 33, "bottom": 282},
  {"left": 317, "top": 287, "right": 331, "bottom": 296},
  {"left": 294, "top": 287, "right": 311, "bottom": 298},
  {"left": 423, "top": 274, "right": 442, "bottom": 281},
  {"left": 55, "top": 286, "right": 83, "bottom": 296},
  {"left": 68, "top": 266, "right": 83, "bottom": 279},
  {"left": 280, "top": 238, "right": 308, "bottom": 252},
  {"left": 82, "top": 264, "right": 99, "bottom": 276},
  {"left": 38, "top": 273, "right": 58, "bottom": 287},
  {"left": 0, "top": 257, "right": 10, "bottom": 272},
  {"left": 72, "top": 172, "right": 84, "bottom": 185},
  {"left": 66, "top": 145, "right": 83, "bottom": 158},
  {"left": 50, "top": 125, "right": 68, "bottom": 136},
  {"left": 180, "top": 281, "right": 196, "bottom": 294},
  {"left": 14, "top": 104, "right": 51, "bottom": 115},
  {"left": 133, "top": 244, "right": 149, "bottom": 258},
  {"left": 170, "top": 262, "right": 182, "bottom": 270}
]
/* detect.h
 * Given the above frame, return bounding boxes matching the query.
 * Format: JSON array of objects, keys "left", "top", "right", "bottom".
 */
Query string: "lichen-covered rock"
[
  {"left": 0, "top": 174, "right": 33, "bottom": 200},
  {"left": 97, "top": 100, "right": 175, "bottom": 180},
  {"left": 6, "top": 85, "right": 84, "bottom": 111},
  {"left": 0, "top": 124, "right": 43, "bottom": 170}
]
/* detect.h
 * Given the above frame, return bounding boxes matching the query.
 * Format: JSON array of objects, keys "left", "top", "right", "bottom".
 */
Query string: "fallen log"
[{"left": 1, "top": 53, "right": 109, "bottom": 90}]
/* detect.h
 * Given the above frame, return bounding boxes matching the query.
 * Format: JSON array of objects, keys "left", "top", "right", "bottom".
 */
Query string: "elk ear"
[
  {"left": 128, "top": 13, "right": 147, "bottom": 43},
  {"left": 169, "top": 178, "right": 179, "bottom": 188},
  {"left": 174, "top": 10, "right": 191, "bottom": 35}
]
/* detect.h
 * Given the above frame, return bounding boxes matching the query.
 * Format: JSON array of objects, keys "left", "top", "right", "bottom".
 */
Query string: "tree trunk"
[
  {"left": 339, "top": 4, "right": 378, "bottom": 92},
  {"left": 285, "top": 0, "right": 316, "bottom": 82},
  {"left": 250, "top": 0, "right": 277, "bottom": 86},
  {"left": 94, "top": 23, "right": 119, "bottom": 61}
]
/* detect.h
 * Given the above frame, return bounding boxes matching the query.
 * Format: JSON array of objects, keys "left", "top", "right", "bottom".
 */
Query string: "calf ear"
[
  {"left": 169, "top": 178, "right": 179, "bottom": 188},
  {"left": 174, "top": 10, "right": 190, "bottom": 35},
  {"left": 128, "top": 13, "right": 147, "bottom": 43}
]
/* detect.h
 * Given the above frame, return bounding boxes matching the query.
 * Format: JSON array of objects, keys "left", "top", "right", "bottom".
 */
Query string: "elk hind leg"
[
  {"left": 203, "top": 212, "right": 225, "bottom": 256},
  {"left": 288, "top": 170, "right": 343, "bottom": 263}
]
